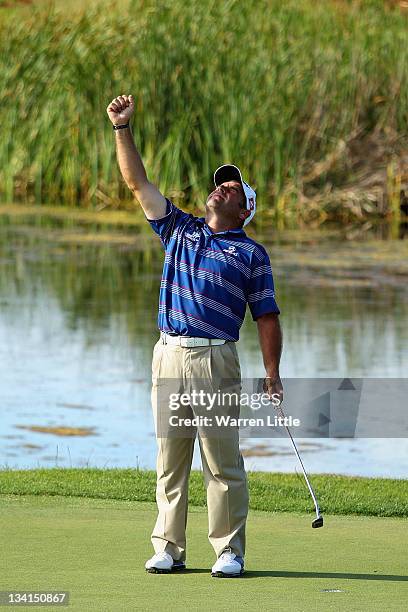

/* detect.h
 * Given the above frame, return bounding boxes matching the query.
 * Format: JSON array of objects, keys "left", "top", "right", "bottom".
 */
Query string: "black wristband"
[{"left": 113, "top": 123, "right": 130, "bottom": 131}]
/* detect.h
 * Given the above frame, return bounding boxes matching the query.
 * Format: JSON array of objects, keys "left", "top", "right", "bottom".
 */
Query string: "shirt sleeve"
[
  {"left": 146, "top": 198, "right": 191, "bottom": 248},
  {"left": 247, "top": 249, "right": 280, "bottom": 320}
]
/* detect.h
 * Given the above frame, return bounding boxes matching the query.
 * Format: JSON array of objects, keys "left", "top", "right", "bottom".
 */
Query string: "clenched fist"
[{"left": 106, "top": 94, "right": 135, "bottom": 126}]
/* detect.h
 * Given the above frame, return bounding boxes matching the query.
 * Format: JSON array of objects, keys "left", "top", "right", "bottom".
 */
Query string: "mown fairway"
[{"left": 0, "top": 495, "right": 407, "bottom": 611}]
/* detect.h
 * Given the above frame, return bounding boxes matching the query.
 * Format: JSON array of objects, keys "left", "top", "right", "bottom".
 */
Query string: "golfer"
[{"left": 107, "top": 94, "right": 283, "bottom": 578}]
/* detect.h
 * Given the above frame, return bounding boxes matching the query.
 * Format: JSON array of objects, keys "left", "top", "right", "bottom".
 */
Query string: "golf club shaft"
[{"left": 277, "top": 404, "right": 321, "bottom": 518}]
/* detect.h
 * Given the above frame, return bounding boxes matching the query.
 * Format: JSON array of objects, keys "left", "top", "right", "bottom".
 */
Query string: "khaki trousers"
[{"left": 150, "top": 338, "right": 249, "bottom": 561}]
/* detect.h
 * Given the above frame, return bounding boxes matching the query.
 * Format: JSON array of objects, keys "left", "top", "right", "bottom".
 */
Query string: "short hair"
[{"left": 238, "top": 186, "right": 246, "bottom": 209}]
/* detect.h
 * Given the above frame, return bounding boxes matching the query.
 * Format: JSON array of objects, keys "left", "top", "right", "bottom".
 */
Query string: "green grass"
[
  {"left": 0, "top": 468, "right": 407, "bottom": 517},
  {"left": 0, "top": 0, "right": 407, "bottom": 226},
  {"left": 0, "top": 494, "right": 407, "bottom": 611}
]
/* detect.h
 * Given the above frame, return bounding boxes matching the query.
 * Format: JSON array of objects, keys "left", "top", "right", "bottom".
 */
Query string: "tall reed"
[{"left": 0, "top": 0, "right": 407, "bottom": 226}]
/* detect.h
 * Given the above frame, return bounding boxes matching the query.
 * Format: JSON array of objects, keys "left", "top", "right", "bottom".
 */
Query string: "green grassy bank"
[
  {"left": 1, "top": 468, "right": 407, "bottom": 517},
  {"left": 0, "top": 0, "right": 407, "bottom": 226}
]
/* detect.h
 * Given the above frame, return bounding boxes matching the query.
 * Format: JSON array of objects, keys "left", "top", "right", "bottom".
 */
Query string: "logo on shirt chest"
[
  {"left": 223, "top": 245, "right": 238, "bottom": 257},
  {"left": 185, "top": 230, "right": 201, "bottom": 242}
]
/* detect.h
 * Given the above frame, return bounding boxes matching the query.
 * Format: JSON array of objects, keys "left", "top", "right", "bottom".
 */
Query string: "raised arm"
[{"left": 106, "top": 94, "right": 167, "bottom": 219}]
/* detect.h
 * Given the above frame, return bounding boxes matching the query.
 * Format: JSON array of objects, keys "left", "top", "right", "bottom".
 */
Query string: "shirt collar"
[{"left": 196, "top": 217, "right": 246, "bottom": 238}]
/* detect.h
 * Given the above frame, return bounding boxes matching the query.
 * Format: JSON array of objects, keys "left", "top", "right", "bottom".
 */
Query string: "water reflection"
[{"left": 0, "top": 218, "right": 407, "bottom": 476}]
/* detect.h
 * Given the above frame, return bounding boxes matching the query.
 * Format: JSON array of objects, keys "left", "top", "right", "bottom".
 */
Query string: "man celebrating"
[{"left": 107, "top": 94, "right": 283, "bottom": 578}]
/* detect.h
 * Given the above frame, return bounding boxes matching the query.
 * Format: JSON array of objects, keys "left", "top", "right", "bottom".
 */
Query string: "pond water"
[{"left": 0, "top": 215, "right": 407, "bottom": 478}]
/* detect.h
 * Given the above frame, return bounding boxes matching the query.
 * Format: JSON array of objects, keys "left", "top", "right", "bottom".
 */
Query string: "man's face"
[{"left": 206, "top": 180, "right": 248, "bottom": 226}]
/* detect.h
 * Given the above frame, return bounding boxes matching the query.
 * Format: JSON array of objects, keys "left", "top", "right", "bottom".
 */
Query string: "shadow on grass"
[
  {"left": 149, "top": 568, "right": 408, "bottom": 581},
  {"left": 242, "top": 570, "right": 408, "bottom": 581}
]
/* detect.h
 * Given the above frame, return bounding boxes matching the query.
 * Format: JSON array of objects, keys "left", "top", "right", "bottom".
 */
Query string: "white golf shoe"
[
  {"left": 145, "top": 551, "right": 186, "bottom": 574},
  {"left": 211, "top": 550, "right": 244, "bottom": 578}
]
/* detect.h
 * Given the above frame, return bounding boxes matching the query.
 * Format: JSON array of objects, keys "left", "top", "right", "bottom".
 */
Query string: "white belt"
[{"left": 160, "top": 331, "right": 227, "bottom": 347}]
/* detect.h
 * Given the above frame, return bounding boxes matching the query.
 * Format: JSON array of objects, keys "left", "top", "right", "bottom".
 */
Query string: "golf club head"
[{"left": 312, "top": 516, "right": 323, "bottom": 528}]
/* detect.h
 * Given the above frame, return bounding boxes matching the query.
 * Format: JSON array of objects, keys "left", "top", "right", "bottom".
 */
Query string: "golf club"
[{"left": 275, "top": 401, "right": 323, "bottom": 528}]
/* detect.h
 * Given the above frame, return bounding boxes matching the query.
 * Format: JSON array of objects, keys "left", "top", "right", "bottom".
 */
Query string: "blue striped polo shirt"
[{"left": 147, "top": 199, "right": 280, "bottom": 341}]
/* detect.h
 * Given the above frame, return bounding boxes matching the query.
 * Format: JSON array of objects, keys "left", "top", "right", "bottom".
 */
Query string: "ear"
[{"left": 239, "top": 209, "right": 250, "bottom": 222}]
